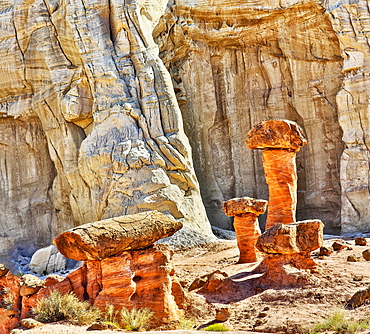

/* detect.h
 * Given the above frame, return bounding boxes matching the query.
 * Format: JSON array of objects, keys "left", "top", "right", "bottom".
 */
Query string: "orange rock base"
[
  {"left": 263, "top": 149, "right": 297, "bottom": 229},
  {"left": 234, "top": 214, "right": 263, "bottom": 263}
]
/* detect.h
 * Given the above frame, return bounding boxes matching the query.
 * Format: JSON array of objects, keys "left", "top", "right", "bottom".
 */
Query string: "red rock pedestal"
[
  {"left": 254, "top": 220, "right": 324, "bottom": 289},
  {"left": 262, "top": 149, "right": 297, "bottom": 229},
  {"left": 19, "top": 245, "right": 183, "bottom": 328},
  {"left": 223, "top": 197, "right": 267, "bottom": 263},
  {"left": 247, "top": 120, "right": 307, "bottom": 229}
]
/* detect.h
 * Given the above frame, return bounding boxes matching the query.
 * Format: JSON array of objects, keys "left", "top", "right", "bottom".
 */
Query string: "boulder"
[
  {"left": 256, "top": 220, "right": 324, "bottom": 254},
  {"left": 332, "top": 241, "right": 346, "bottom": 251},
  {"left": 362, "top": 249, "right": 370, "bottom": 261},
  {"left": 54, "top": 211, "right": 183, "bottom": 261},
  {"left": 29, "top": 245, "right": 67, "bottom": 275}
]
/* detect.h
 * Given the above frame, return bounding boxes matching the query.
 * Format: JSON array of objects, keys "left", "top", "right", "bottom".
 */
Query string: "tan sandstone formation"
[
  {"left": 54, "top": 211, "right": 183, "bottom": 261},
  {"left": 247, "top": 120, "right": 307, "bottom": 230},
  {"left": 254, "top": 220, "right": 324, "bottom": 288},
  {"left": 222, "top": 197, "right": 267, "bottom": 263},
  {"left": 0, "top": 0, "right": 213, "bottom": 265}
]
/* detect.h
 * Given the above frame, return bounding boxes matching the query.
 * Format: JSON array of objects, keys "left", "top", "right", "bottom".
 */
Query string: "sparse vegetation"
[
  {"left": 204, "top": 323, "right": 230, "bottom": 331},
  {"left": 179, "top": 317, "right": 196, "bottom": 330},
  {"left": 32, "top": 290, "right": 100, "bottom": 325},
  {"left": 120, "top": 307, "right": 154, "bottom": 331},
  {"left": 310, "top": 309, "right": 370, "bottom": 334},
  {"left": 0, "top": 288, "right": 14, "bottom": 311},
  {"left": 102, "top": 303, "right": 120, "bottom": 328}
]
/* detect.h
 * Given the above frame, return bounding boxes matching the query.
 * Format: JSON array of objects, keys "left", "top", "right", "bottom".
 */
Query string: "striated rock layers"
[
  {"left": 254, "top": 220, "right": 324, "bottom": 288},
  {"left": 154, "top": 0, "right": 370, "bottom": 234},
  {"left": 0, "top": 0, "right": 213, "bottom": 263},
  {"left": 223, "top": 197, "right": 267, "bottom": 263},
  {"left": 247, "top": 120, "right": 307, "bottom": 229},
  {"left": 0, "top": 211, "right": 185, "bottom": 332}
]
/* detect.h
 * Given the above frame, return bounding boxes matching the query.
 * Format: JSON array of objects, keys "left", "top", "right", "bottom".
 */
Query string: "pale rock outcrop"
[
  {"left": 154, "top": 0, "right": 344, "bottom": 233},
  {"left": 247, "top": 120, "right": 307, "bottom": 229},
  {"left": 0, "top": 0, "right": 213, "bottom": 264},
  {"left": 223, "top": 197, "right": 267, "bottom": 263},
  {"left": 29, "top": 245, "right": 67, "bottom": 275}
]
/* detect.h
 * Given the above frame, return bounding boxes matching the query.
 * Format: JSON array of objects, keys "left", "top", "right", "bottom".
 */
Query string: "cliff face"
[
  {"left": 155, "top": 0, "right": 370, "bottom": 234},
  {"left": 1, "top": 0, "right": 369, "bottom": 260},
  {"left": 0, "top": 0, "right": 213, "bottom": 262}
]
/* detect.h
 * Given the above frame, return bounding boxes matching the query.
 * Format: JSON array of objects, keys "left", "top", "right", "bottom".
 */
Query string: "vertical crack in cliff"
[{"left": 42, "top": 0, "right": 74, "bottom": 67}]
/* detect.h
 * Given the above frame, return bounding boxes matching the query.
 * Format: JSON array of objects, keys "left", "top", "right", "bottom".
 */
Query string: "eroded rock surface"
[
  {"left": 0, "top": 0, "right": 213, "bottom": 264},
  {"left": 223, "top": 197, "right": 267, "bottom": 263},
  {"left": 54, "top": 211, "right": 183, "bottom": 261}
]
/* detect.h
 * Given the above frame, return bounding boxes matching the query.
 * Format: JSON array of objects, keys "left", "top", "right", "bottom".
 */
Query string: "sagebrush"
[
  {"left": 32, "top": 290, "right": 100, "bottom": 325},
  {"left": 120, "top": 307, "right": 154, "bottom": 331}
]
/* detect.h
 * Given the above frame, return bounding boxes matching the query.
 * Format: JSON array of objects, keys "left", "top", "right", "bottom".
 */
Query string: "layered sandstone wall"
[
  {"left": 0, "top": 0, "right": 213, "bottom": 264},
  {"left": 155, "top": 0, "right": 370, "bottom": 234},
  {"left": 1, "top": 0, "right": 370, "bottom": 261}
]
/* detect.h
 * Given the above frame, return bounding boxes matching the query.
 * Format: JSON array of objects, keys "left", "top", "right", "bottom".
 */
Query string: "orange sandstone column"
[
  {"left": 223, "top": 197, "right": 267, "bottom": 263},
  {"left": 246, "top": 120, "right": 307, "bottom": 230}
]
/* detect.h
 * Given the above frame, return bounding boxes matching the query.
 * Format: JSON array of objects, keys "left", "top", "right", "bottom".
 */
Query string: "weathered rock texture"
[
  {"left": 254, "top": 220, "right": 324, "bottom": 288},
  {"left": 54, "top": 211, "right": 183, "bottom": 261},
  {"left": 223, "top": 197, "right": 267, "bottom": 263},
  {"left": 0, "top": 0, "right": 213, "bottom": 264},
  {"left": 154, "top": 0, "right": 370, "bottom": 234},
  {"left": 247, "top": 120, "right": 306, "bottom": 229},
  {"left": 0, "top": 245, "right": 184, "bottom": 332},
  {"left": 2, "top": 0, "right": 370, "bottom": 259}
]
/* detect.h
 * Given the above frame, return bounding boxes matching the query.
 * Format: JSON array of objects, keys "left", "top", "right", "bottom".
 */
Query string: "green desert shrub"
[
  {"left": 32, "top": 290, "right": 100, "bottom": 325},
  {"left": 204, "top": 323, "right": 230, "bottom": 331},
  {"left": 311, "top": 309, "right": 370, "bottom": 334},
  {"left": 120, "top": 307, "right": 154, "bottom": 331}
]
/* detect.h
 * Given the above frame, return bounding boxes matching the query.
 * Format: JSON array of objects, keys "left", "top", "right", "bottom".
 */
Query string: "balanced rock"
[
  {"left": 54, "top": 211, "right": 183, "bottom": 261},
  {"left": 223, "top": 197, "right": 267, "bottom": 263},
  {"left": 247, "top": 120, "right": 307, "bottom": 229},
  {"left": 256, "top": 220, "right": 324, "bottom": 254}
]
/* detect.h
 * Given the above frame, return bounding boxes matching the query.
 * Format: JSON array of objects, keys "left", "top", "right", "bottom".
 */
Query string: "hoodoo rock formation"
[
  {"left": 255, "top": 220, "right": 324, "bottom": 288},
  {"left": 2, "top": 0, "right": 370, "bottom": 263},
  {"left": 0, "top": 211, "right": 184, "bottom": 333},
  {"left": 223, "top": 197, "right": 267, "bottom": 263},
  {"left": 247, "top": 120, "right": 307, "bottom": 229}
]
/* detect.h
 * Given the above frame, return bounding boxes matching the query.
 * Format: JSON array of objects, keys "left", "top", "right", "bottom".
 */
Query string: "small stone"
[
  {"left": 347, "top": 287, "right": 370, "bottom": 309},
  {"left": 332, "top": 241, "right": 346, "bottom": 251},
  {"left": 353, "top": 275, "right": 363, "bottom": 281},
  {"left": 319, "top": 246, "right": 333, "bottom": 256},
  {"left": 0, "top": 264, "right": 9, "bottom": 277},
  {"left": 255, "top": 319, "right": 263, "bottom": 326},
  {"left": 262, "top": 306, "right": 270, "bottom": 311},
  {"left": 20, "top": 318, "right": 43, "bottom": 329},
  {"left": 355, "top": 237, "right": 367, "bottom": 246},
  {"left": 216, "top": 308, "right": 230, "bottom": 322},
  {"left": 347, "top": 255, "right": 359, "bottom": 262},
  {"left": 88, "top": 322, "right": 120, "bottom": 330},
  {"left": 362, "top": 249, "right": 370, "bottom": 261},
  {"left": 19, "top": 274, "right": 44, "bottom": 296},
  {"left": 258, "top": 312, "right": 268, "bottom": 317},
  {"left": 255, "top": 287, "right": 263, "bottom": 293}
]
